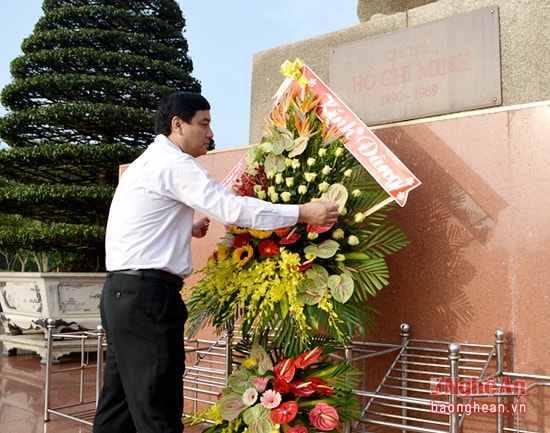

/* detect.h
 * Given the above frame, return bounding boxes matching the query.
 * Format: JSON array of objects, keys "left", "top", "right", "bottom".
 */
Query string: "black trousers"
[{"left": 93, "top": 271, "right": 187, "bottom": 433}]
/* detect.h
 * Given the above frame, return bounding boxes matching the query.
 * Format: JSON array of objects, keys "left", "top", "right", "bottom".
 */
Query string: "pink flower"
[
  {"left": 242, "top": 387, "right": 258, "bottom": 406},
  {"left": 309, "top": 402, "right": 339, "bottom": 431},
  {"left": 260, "top": 389, "right": 282, "bottom": 409},
  {"left": 252, "top": 377, "right": 269, "bottom": 392}
]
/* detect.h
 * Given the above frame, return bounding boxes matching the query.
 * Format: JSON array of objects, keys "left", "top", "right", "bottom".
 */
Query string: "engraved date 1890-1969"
[{"left": 380, "top": 84, "right": 439, "bottom": 106}]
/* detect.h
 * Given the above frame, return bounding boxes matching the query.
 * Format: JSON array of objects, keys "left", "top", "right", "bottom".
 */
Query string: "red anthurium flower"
[
  {"left": 273, "top": 376, "right": 290, "bottom": 394},
  {"left": 270, "top": 400, "right": 298, "bottom": 424},
  {"left": 306, "top": 223, "right": 334, "bottom": 234},
  {"left": 310, "top": 377, "right": 334, "bottom": 395},
  {"left": 258, "top": 240, "right": 279, "bottom": 257},
  {"left": 232, "top": 233, "right": 251, "bottom": 248},
  {"left": 289, "top": 380, "right": 315, "bottom": 397},
  {"left": 273, "top": 358, "right": 296, "bottom": 382},
  {"left": 298, "top": 261, "right": 314, "bottom": 272},
  {"left": 286, "top": 424, "right": 308, "bottom": 433},
  {"left": 295, "top": 347, "right": 322, "bottom": 368},
  {"left": 309, "top": 402, "right": 339, "bottom": 431},
  {"left": 278, "top": 232, "right": 301, "bottom": 245}
]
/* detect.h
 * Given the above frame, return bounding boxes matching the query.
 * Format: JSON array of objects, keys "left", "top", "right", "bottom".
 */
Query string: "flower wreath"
[
  {"left": 185, "top": 59, "right": 409, "bottom": 357},
  {"left": 197, "top": 344, "right": 362, "bottom": 433}
]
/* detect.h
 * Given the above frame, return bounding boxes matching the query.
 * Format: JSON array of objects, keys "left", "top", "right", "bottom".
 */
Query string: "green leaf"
[
  {"left": 288, "top": 136, "right": 309, "bottom": 158},
  {"left": 328, "top": 273, "right": 354, "bottom": 303},
  {"left": 242, "top": 404, "right": 274, "bottom": 433},
  {"left": 305, "top": 264, "right": 329, "bottom": 288},
  {"left": 264, "top": 153, "right": 286, "bottom": 174},
  {"left": 349, "top": 258, "right": 390, "bottom": 298},
  {"left": 282, "top": 132, "right": 295, "bottom": 150},
  {"left": 250, "top": 344, "right": 273, "bottom": 375},
  {"left": 219, "top": 392, "right": 246, "bottom": 421},
  {"left": 247, "top": 145, "right": 263, "bottom": 165},
  {"left": 227, "top": 368, "right": 253, "bottom": 394},
  {"left": 297, "top": 279, "right": 325, "bottom": 305},
  {"left": 303, "top": 239, "right": 340, "bottom": 258},
  {"left": 320, "top": 183, "right": 348, "bottom": 213}
]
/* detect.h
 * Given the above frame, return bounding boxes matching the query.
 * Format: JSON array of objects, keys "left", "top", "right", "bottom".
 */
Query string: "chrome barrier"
[
  {"left": 43, "top": 319, "right": 550, "bottom": 432},
  {"left": 347, "top": 324, "right": 497, "bottom": 433},
  {"left": 43, "top": 318, "right": 106, "bottom": 426}
]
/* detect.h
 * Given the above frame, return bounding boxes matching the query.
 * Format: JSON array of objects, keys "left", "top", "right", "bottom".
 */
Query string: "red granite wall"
[{"left": 186, "top": 102, "right": 550, "bottom": 430}]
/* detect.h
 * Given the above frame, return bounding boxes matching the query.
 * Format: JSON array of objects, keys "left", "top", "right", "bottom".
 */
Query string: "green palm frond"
[
  {"left": 360, "top": 222, "right": 410, "bottom": 258},
  {"left": 343, "top": 257, "right": 390, "bottom": 298}
]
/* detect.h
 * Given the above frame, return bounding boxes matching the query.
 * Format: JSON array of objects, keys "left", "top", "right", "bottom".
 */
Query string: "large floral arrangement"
[
  {"left": 185, "top": 59, "right": 409, "bottom": 357},
  {"left": 198, "top": 344, "right": 361, "bottom": 433}
]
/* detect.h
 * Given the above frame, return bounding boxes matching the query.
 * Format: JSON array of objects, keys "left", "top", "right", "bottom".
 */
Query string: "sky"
[{"left": 0, "top": 1, "right": 358, "bottom": 150}]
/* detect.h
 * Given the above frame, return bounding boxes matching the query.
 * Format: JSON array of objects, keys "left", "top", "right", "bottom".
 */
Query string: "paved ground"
[{"left": 0, "top": 324, "right": 208, "bottom": 433}]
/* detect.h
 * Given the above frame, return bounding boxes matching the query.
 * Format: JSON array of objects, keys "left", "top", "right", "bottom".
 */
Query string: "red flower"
[
  {"left": 309, "top": 402, "right": 339, "bottom": 431},
  {"left": 295, "top": 347, "right": 322, "bottom": 368},
  {"left": 270, "top": 400, "right": 298, "bottom": 424},
  {"left": 278, "top": 232, "right": 301, "bottom": 245},
  {"left": 306, "top": 223, "right": 334, "bottom": 234},
  {"left": 273, "top": 227, "right": 291, "bottom": 237},
  {"left": 234, "top": 171, "right": 263, "bottom": 197},
  {"left": 310, "top": 377, "right": 334, "bottom": 395},
  {"left": 258, "top": 240, "right": 279, "bottom": 257},
  {"left": 298, "top": 261, "right": 313, "bottom": 272},
  {"left": 232, "top": 233, "right": 251, "bottom": 248},
  {"left": 273, "top": 358, "right": 296, "bottom": 382},
  {"left": 273, "top": 376, "right": 290, "bottom": 394},
  {"left": 289, "top": 380, "right": 315, "bottom": 397},
  {"left": 286, "top": 424, "right": 308, "bottom": 433}
]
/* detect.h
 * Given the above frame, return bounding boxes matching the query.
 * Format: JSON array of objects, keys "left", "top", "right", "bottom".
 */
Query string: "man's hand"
[
  {"left": 192, "top": 217, "right": 210, "bottom": 238},
  {"left": 298, "top": 201, "right": 339, "bottom": 226}
]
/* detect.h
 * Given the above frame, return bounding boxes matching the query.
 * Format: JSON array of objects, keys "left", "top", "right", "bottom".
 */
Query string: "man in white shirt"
[{"left": 93, "top": 92, "right": 339, "bottom": 433}]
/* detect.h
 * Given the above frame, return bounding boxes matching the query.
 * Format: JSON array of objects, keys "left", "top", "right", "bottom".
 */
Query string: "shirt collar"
[{"left": 153, "top": 134, "right": 181, "bottom": 151}]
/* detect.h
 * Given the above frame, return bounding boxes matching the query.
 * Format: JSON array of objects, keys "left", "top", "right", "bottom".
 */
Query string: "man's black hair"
[{"left": 154, "top": 92, "right": 211, "bottom": 135}]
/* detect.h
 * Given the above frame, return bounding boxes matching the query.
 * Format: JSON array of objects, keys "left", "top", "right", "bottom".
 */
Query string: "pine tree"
[{"left": 0, "top": 0, "right": 201, "bottom": 271}]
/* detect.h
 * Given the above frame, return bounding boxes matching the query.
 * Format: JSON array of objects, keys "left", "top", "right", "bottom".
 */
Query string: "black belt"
[{"left": 110, "top": 269, "right": 183, "bottom": 287}]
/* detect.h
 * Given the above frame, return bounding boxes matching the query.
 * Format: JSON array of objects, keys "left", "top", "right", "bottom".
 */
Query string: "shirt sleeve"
[{"left": 163, "top": 155, "right": 300, "bottom": 230}]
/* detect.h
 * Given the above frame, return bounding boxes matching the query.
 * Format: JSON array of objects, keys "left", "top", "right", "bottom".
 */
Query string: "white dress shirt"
[{"left": 105, "top": 135, "right": 299, "bottom": 278}]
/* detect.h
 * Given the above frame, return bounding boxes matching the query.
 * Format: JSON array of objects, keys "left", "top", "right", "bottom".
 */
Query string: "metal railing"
[
  {"left": 43, "top": 318, "right": 106, "bottom": 426},
  {"left": 498, "top": 370, "right": 550, "bottom": 433},
  {"left": 349, "top": 324, "right": 496, "bottom": 433},
  {"left": 42, "top": 319, "right": 550, "bottom": 432},
  {"left": 182, "top": 333, "right": 230, "bottom": 419}
]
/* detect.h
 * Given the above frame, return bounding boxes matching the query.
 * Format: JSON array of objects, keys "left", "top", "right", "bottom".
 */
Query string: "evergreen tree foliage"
[{"left": 0, "top": 0, "right": 201, "bottom": 271}]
